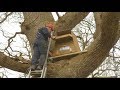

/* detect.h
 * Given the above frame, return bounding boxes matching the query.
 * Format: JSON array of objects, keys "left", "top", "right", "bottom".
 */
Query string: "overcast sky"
[
  {"left": 0, "top": 12, "right": 96, "bottom": 78},
  {"left": 0, "top": 12, "right": 119, "bottom": 78},
  {"left": 0, "top": 12, "right": 66, "bottom": 78}
]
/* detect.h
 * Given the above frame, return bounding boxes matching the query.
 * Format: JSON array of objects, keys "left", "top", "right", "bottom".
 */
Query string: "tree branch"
[
  {"left": 54, "top": 12, "right": 89, "bottom": 35},
  {"left": 0, "top": 12, "right": 13, "bottom": 24},
  {"left": 47, "top": 12, "right": 120, "bottom": 78},
  {"left": 0, "top": 52, "right": 30, "bottom": 73},
  {"left": 56, "top": 12, "right": 60, "bottom": 19},
  {"left": 4, "top": 32, "right": 24, "bottom": 51}
]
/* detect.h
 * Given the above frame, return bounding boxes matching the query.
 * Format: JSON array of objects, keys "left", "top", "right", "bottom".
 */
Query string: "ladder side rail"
[{"left": 41, "top": 32, "right": 53, "bottom": 78}]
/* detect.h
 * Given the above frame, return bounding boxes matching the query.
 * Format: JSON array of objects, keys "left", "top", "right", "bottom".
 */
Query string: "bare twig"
[
  {"left": 19, "top": 35, "right": 31, "bottom": 60},
  {"left": 56, "top": 12, "right": 60, "bottom": 19},
  {"left": 0, "top": 12, "right": 13, "bottom": 24},
  {"left": 4, "top": 32, "right": 24, "bottom": 55}
]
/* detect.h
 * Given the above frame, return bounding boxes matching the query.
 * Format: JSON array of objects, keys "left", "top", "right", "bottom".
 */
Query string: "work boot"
[
  {"left": 36, "top": 65, "right": 43, "bottom": 70},
  {"left": 31, "top": 65, "right": 37, "bottom": 71}
]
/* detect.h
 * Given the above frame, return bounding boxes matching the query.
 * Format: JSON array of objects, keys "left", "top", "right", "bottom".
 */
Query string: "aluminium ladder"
[{"left": 26, "top": 35, "right": 53, "bottom": 78}]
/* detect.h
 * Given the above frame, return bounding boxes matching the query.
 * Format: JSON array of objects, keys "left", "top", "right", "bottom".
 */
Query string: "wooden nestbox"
[{"left": 49, "top": 30, "right": 81, "bottom": 61}]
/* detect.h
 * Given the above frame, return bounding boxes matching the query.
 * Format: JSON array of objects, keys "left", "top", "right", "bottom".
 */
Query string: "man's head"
[{"left": 45, "top": 22, "right": 54, "bottom": 31}]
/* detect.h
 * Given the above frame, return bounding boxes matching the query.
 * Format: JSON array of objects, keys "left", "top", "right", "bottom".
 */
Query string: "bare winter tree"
[
  {"left": 73, "top": 14, "right": 120, "bottom": 78},
  {"left": 0, "top": 12, "right": 119, "bottom": 78}
]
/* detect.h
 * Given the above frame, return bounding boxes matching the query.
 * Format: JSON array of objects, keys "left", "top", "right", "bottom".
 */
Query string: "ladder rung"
[
  {"left": 27, "top": 32, "right": 54, "bottom": 78},
  {"left": 31, "top": 70, "right": 42, "bottom": 75}
]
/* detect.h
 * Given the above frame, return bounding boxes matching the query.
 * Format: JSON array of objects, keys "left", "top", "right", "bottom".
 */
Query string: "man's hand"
[
  {"left": 48, "top": 51, "right": 53, "bottom": 57},
  {"left": 51, "top": 36, "right": 56, "bottom": 40}
]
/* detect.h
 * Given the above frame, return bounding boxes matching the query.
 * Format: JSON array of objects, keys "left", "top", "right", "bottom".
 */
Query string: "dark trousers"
[{"left": 31, "top": 42, "right": 48, "bottom": 67}]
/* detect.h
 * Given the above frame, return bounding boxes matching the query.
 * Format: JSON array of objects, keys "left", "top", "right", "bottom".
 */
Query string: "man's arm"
[{"left": 51, "top": 36, "right": 56, "bottom": 40}]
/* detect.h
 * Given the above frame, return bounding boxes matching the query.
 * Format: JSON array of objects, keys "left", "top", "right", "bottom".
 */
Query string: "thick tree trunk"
[
  {"left": 0, "top": 12, "right": 89, "bottom": 74},
  {"left": 0, "top": 12, "right": 54, "bottom": 73},
  {"left": 0, "top": 12, "right": 119, "bottom": 78},
  {"left": 47, "top": 12, "right": 120, "bottom": 78},
  {"left": 93, "top": 12, "right": 102, "bottom": 39},
  {"left": 21, "top": 12, "right": 54, "bottom": 49}
]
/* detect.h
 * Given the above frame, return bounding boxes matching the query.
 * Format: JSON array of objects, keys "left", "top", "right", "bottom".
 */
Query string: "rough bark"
[
  {"left": 93, "top": 12, "right": 102, "bottom": 39},
  {"left": 0, "top": 12, "right": 54, "bottom": 73},
  {"left": 21, "top": 12, "right": 54, "bottom": 49},
  {"left": 0, "top": 52, "right": 30, "bottom": 73},
  {"left": 0, "top": 12, "right": 119, "bottom": 78},
  {"left": 47, "top": 12, "right": 120, "bottom": 78},
  {"left": 54, "top": 12, "right": 89, "bottom": 35},
  {"left": 0, "top": 12, "right": 89, "bottom": 74}
]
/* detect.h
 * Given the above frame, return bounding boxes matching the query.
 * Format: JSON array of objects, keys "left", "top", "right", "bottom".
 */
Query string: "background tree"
[{"left": 0, "top": 12, "right": 119, "bottom": 78}]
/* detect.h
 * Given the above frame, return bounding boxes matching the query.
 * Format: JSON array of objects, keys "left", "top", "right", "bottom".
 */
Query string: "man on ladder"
[{"left": 30, "top": 22, "right": 55, "bottom": 71}]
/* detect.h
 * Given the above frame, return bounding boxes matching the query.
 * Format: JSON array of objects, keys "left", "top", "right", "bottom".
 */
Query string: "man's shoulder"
[
  {"left": 38, "top": 27, "right": 48, "bottom": 32},
  {"left": 40, "top": 27, "right": 47, "bottom": 30}
]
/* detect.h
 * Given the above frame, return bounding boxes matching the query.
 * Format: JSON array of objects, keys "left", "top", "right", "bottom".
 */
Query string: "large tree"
[{"left": 0, "top": 12, "right": 119, "bottom": 78}]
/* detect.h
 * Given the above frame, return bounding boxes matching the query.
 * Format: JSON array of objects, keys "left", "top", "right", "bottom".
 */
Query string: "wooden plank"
[
  {"left": 55, "top": 34, "right": 72, "bottom": 40},
  {"left": 49, "top": 50, "right": 87, "bottom": 62}
]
